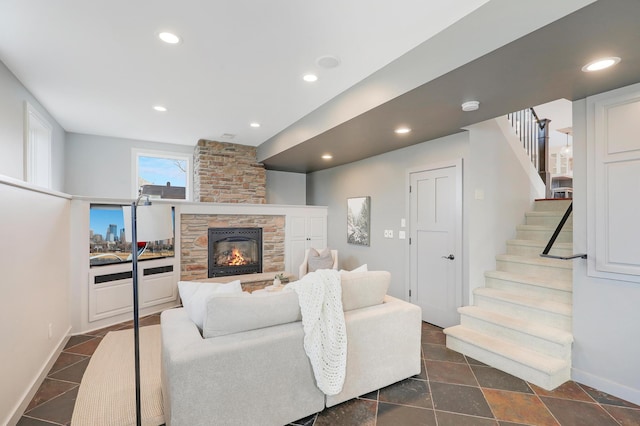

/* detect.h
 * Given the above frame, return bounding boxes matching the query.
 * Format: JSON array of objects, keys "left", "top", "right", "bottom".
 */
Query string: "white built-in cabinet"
[
  {"left": 587, "top": 85, "right": 640, "bottom": 282},
  {"left": 550, "top": 151, "right": 572, "bottom": 175},
  {"left": 287, "top": 212, "right": 328, "bottom": 277},
  {"left": 88, "top": 258, "right": 177, "bottom": 322},
  {"left": 72, "top": 200, "right": 328, "bottom": 332}
]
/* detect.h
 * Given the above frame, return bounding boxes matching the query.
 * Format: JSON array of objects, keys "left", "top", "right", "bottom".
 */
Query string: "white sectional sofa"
[{"left": 160, "top": 271, "right": 422, "bottom": 426}]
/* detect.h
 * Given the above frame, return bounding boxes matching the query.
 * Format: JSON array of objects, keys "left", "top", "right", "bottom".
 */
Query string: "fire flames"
[{"left": 228, "top": 248, "right": 247, "bottom": 265}]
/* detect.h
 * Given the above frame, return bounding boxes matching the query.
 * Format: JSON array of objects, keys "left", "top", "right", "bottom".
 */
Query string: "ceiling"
[
  {"left": 2, "top": 1, "right": 639, "bottom": 174},
  {"left": 0, "top": 0, "right": 489, "bottom": 145}
]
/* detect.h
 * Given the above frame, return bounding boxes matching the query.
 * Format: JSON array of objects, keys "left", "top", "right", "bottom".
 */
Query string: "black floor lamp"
[{"left": 123, "top": 196, "right": 173, "bottom": 426}]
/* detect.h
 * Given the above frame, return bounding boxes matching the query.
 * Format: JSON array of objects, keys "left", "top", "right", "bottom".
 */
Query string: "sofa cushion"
[
  {"left": 340, "top": 264, "right": 368, "bottom": 273},
  {"left": 340, "top": 271, "right": 390, "bottom": 311},
  {"left": 203, "top": 290, "right": 302, "bottom": 338},
  {"left": 307, "top": 248, "right": 334, "bottom": 272},
  {"left": 178, "top": 280, "right": 243, "bottom": 330}
]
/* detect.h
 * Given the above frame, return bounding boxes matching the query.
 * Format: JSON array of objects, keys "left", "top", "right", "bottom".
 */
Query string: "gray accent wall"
[
  {"left": 266, "top": 170, "right": 306, "bottom": 205},
  {"left": 0, "top": 60, "right": 66, "bottom": 191},
  {"left": 306, "top": 132, "right": 470, "bottom": 299}
]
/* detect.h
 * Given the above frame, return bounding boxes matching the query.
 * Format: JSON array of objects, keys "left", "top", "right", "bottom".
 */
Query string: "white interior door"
[{"left": 409, "top": 160, "right": 462, "bottom": 328}]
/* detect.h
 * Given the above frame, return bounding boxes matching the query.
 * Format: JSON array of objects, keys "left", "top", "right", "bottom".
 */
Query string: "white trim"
[
  {"left": 0, "top": 173, "right": 71, "bottom": 199},
  {"left": 131, "top": 148, "right": 193, "bottom": 200}
]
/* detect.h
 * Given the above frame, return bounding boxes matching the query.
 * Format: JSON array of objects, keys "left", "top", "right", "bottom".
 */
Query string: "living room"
[{"left": 2, "top": 1, "right": 640, "bottom": 425}]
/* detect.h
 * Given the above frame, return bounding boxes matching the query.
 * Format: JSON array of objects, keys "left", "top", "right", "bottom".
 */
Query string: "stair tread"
[
  {"left": 516, "top": 224, "right": 573, "bottom": 232},
  {"left": 507, "top": 239, "right": 573, "bottom": 249},
  {"left": 485, "top": 270, "right": 572, "bottom": 291},
  {"left": 458, "top": 306, "right": 574, "bottom": 344},
  {"left": 496, "top": 254, "right": 573, "bottom": 270},
  {"left": 444, "top": 325, "right": 569, "bottom": 374},
  {"left": 474, "top": 287, "right": 572, "bottom": 316},
  {"left": 526, "top": 211, "right": 572, "bottom": 217}
]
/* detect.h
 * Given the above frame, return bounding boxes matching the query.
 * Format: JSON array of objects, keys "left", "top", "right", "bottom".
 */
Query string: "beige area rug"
[{"left": 71, "top": 325, "right": 164, "bottom": 426}]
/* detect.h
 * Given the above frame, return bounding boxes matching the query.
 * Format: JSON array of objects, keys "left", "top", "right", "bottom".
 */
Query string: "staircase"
[{"left": 444, "top": 199, "right": 573, "bottom": 390}]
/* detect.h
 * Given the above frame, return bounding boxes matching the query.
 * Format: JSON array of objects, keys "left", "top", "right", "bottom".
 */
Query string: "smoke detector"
[{"left": 461, "top": 101, "right": 480, "bottom": 112}]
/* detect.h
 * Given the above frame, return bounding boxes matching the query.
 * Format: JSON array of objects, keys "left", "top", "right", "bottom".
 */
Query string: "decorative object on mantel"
[
  {"left": 122, "top": 195, "right": 173, "bottom": 426},
  {"left": 347, "top": 196, "right": 371, "bottom": 246},
  {"left": 274, "top": 272, "right": 289, "bottom": 286}
]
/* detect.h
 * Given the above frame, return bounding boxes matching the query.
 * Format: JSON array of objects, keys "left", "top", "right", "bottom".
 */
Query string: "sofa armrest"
[
  {"left": 161, "top": 308, "right": 324, "bottom": 426},
  {"left": 325, "top": 295, "right": 422, "bottom": 407}
]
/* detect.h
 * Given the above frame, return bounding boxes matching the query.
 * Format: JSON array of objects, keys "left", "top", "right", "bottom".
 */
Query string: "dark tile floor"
[{"left": 19, "top": 319, "right": 640, "bottom": 426}]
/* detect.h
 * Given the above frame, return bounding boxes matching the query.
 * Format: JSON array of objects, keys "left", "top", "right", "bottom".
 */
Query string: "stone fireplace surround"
[{"left": 181, "top": 212, "right": 284, "bottom": 281}]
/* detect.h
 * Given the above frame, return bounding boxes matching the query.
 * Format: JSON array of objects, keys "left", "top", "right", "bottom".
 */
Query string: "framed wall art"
[{"left": 347, "top": 196, "right": 370, "bottom": 246}]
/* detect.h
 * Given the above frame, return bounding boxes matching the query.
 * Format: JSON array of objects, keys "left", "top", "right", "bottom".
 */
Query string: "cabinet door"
[{"left": 307, "top": 216, "right": 327, "bottom": 248}]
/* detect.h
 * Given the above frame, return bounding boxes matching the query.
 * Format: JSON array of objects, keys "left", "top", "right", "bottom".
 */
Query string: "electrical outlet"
[
  {"left": 48, "top": 323, "right": 53, "bottom": 339},
  {"left": 388, "top": 230, "right": 393, "bottom": 238},
  {"left": 401, "top": 218, "right": 406, "bottom": 227},
  {"left": 383, "top": 230, "right": 390, "bottom": 238},
  {"left": 399, "top": 231, "right": 406, "bottom": 239}
]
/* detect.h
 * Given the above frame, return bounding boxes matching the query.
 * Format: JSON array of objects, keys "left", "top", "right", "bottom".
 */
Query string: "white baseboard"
[
  {"left": 7, "top": 326, "right": 72, "bottom": 426},
  {"left": 572, "top": 367, "right": 640, "bottom": 406}
]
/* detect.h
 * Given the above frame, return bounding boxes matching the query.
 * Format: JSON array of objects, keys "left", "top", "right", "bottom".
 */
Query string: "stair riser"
[
  {"left": 446, "top": 335, "right": 571, "bottom": 391},
  {"left": 534, "top": 200, "right": 572, "bottom": 212},
  {"left": 485, "top": 277, "right": 572, "bottom": 304},
  {"left": 526, "top": 215, "right": 573, "bottom": 227},
  {"left": 474, "top": 294, "right": 572, "bottom": 331},
  {"left": 496, "top": 260, "right": 572, "bottom": 281},
  {"left": 516, "top": 229, "right": 573, "bottom": 243},
  {"left": 459, "top": 315, "right": 571, "bottom": 359},
  {"left": 506, "top": 243, "right": 573, "bottom": 258}
]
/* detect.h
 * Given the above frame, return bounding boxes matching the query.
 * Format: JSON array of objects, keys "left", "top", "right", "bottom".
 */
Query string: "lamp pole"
[{"left": 130, "top": 200, "right": 142, "bottom": 426}]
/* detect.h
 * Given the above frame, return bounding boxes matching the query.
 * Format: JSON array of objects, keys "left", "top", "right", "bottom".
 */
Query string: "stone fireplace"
[
  {"left": 208, "top": 227, "right": 263, "bottom": 277},
  {"left": 193, "top": 139, "right": 266, "bottom": 204},
  {"left": 179, "top": 140, "right": 283, "bottom": 280},
  {"left": 180, "top": 214, "right": 285, "bottom": 281}
]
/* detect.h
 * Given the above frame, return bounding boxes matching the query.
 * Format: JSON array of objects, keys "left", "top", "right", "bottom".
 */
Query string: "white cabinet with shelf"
[{"left": 287, "top": 210, "right": 327, "bottom": 276}]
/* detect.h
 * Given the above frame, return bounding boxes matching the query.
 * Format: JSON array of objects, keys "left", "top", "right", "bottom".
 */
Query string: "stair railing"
[
  {"left": 507, "top": 108, "right": 552, "bottom": 198},
  {"left": 539, "top": 201, "right": 587, "bottom": 260}
]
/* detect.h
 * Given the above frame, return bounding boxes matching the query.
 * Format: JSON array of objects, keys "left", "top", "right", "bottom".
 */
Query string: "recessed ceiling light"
[
  {"left": 394, "top": 127, "right": 411, "bottom": 134},
  {"left": 158, "top": 32, "right": 181, "bottom": 44},
  {"left": 153, "top": 105, "right": 167, "bottom": 112},
  {"left": 582, "top": 56, "right": 621, "bottom": 72},
  {"left": 250, "top": 122, "right": 261, "bottom": 128},
  {"left": 303, "top": 74, "right": 318, "bottom": 82},
  {"left": 461, "top": 101, "right": 480, "bottom": 112},
  {"left": 321, "top": 154, "right": 333, "bottom": 160}
]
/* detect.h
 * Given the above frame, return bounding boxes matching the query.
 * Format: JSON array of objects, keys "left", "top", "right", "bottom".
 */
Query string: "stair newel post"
[{"left": 537, "top": 118, "right": 552, "bottom": 199}]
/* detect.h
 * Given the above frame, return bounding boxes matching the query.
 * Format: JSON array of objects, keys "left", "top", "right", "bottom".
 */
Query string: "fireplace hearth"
[{"left": 208, "top": 227, "right": 262, "bottom": 277}]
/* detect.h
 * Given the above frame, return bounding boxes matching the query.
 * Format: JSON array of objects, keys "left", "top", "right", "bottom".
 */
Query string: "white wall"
[
  {"left": 0, "top": 178, "right": 71, "bottom": 425},
  {"left": 64, "top": 133, "right": 195, "bottom": 199},
  {"left": 307, "top": 132, "right": 470, "bottom": 299},
  {"left": 572, "top": 92, "right": 640, "bottom": 405},
  {"left": 0, "top": 61, "right": 66, "bottom": 191},
  {"left": 466, "top": 118, "right": 543, "bottom": 298}
]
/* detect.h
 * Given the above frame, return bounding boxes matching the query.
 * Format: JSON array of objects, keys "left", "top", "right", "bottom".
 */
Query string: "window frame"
[
  {"left": 24, "top": 102, "right": 53, "bottom": 188},
  {"left": 131, "top": 148, "right": 192, "bottom": 201}
]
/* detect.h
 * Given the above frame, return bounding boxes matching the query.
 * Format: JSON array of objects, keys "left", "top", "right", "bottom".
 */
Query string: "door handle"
[{"left": 441, "top": 254, "right": 455, "bottom": 260}]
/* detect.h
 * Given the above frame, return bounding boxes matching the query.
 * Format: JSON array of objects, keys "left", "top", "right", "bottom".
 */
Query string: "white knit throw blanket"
[{"left": 287, "top": 269, "right": 347, "bottom": 395}]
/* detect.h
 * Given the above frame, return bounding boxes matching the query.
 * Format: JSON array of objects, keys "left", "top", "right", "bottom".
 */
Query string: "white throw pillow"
[{"left": 178, "top": 280, "right": 243, "bottom": 330}]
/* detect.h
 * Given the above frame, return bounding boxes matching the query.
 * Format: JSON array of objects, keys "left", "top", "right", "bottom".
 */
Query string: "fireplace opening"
[{"left": 208, "top": 227, "right": 262, "bottom": 277}]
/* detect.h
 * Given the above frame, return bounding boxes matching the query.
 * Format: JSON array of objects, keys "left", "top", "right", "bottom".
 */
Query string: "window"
[
  {"left": 24, "top": 102, "right": 52, "bottom": 188},
  {"left": 132, "top": 149, "right": 192, "bottom": 200}
]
